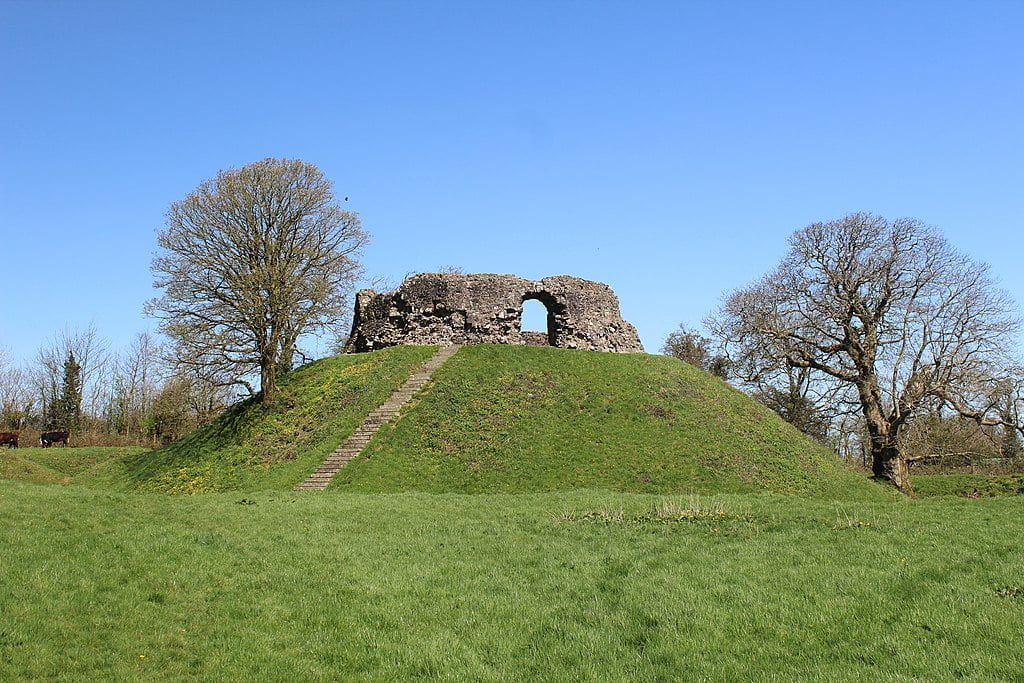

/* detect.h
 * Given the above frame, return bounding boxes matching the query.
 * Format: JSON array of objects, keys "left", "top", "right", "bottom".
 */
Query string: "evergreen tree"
[
  {"left": 55, "top": 352, "right": 82, "bottom": 431},
  {"left": 1001, "top": 424, "right": 1023, "bottom": 460}
]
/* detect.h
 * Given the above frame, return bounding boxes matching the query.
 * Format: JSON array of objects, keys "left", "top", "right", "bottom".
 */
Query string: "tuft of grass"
[
  {"left": 833, "top": 504, "right": 883, "bottom": 530},
  {"left": 653, "top": 495, "right": 736, "bottom": 521},
  {"left": 558, "top": 496, "right": 754, "bottom": 536},
  {"left": 333, "top": 345, "right": 888, "bottom": 500}
]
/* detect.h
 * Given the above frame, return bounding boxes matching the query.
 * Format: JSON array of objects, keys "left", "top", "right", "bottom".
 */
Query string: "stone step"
[{"left": 294, "top": 346, "right": 462, "bottom": 491}]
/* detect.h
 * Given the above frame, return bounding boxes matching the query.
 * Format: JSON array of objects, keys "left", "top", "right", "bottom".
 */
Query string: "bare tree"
[
  {"left": 149, "top": 369, "right": 233, "bottom": 443},
  {"left": 106, "top": 332, "right": 161, "bottom": 437},
  {"left": 899, "top": 408, "right": 1006, "bottom": 471},
  {"left": 34, "top": 324, "right": 108, "bottom": 430},
  {"left": 749, "top": 366, "right": 846, "bottom": 443},
  {"left": 661, "top": 324, "right": 729, "bottom": 378},
  {"left": 709, "top": 213, "right": 1023, "bottom": 492},
  {"left": 147, "top": 158, "right": 368, "bottom": 405},
  {"left": 0, "top": 350, "right": 34, "bottom": 430}
]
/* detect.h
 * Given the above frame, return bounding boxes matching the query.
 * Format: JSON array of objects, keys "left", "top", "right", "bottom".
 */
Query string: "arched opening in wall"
[{"left": 520, "top": 294, "right": 558, "bottom": 346}]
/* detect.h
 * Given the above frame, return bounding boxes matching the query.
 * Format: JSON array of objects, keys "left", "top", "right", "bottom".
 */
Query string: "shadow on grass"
[{"left": 116, "top": 398, "right": 257, "bottom": 488}]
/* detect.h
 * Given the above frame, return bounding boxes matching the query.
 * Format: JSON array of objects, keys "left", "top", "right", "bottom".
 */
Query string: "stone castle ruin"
[{"left": 346, "top": 273, "right": 644, "bottom": 353}]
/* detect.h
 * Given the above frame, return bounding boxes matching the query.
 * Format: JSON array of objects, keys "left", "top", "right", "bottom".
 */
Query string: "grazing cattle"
[
  {"left": 40, "top": 431, "right": 69, "bottom": 448},
  {"left": 0, "top": 432, "right": 17, "bottom": 448}
]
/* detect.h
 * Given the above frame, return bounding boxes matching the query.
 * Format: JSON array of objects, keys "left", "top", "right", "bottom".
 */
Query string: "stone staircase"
[{"left": 294, "top": 345, "right": 461, "bottom": 491}]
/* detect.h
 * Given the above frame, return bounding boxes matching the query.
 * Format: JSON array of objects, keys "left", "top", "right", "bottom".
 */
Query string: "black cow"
[
  {"left": 0, "top": 432, "right": 17, "bottom": 448},
  {"left": 40, "top": 431, "right": 69, "bottom": 448}
]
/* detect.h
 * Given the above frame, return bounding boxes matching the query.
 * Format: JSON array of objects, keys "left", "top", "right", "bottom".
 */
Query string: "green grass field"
[
  {"left": 1, "top": 345, "right": 1021, "bottom": 679},
  {"left": 0, "top": 482, "right": 1021, "bottom": 679}
]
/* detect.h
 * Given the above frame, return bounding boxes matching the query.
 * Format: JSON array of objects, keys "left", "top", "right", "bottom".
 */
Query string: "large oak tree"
[
  {"left": 709, "top": 213, "right": 1023, "bottom": 492},
  {"left": 148, "top": 158, "right": 367, "bottom": 406}
]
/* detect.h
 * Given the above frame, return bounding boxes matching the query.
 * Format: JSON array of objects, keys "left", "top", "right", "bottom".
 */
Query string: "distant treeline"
[{"left": 0, "top": 326, "right": 234, "bottom": 447}]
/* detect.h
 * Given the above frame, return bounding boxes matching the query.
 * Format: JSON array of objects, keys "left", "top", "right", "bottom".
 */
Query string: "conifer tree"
[{"left": 56, "top": 352, "right": 82, "bottom": 431}]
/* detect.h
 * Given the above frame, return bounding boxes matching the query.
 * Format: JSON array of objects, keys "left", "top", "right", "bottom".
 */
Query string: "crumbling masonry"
[{"left": 346, "top": 273, "right": 644, "bottom": 353}]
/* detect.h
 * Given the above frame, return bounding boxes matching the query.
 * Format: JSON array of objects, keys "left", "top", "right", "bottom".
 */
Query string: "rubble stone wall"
[{"left": 346, "top": 273, "right": 644, "bottom": 353}]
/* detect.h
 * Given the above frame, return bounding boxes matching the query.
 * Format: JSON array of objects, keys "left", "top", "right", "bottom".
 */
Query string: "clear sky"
[{"left": 2, "top": 0, "right": 1023, "bottom": 365}]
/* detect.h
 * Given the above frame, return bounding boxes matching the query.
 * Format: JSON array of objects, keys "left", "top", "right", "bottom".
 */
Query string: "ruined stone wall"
[{"left": 346, "top": 273, "right": 644, "bottom": 353}]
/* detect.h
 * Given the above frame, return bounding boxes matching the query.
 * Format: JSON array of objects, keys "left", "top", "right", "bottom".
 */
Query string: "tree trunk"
[
  {"left": 871, "top": 442, "right": 911, "bottom": 493},
  {"left": 260, "top": 359, "right": 276, "bottom": 407},
  {"left": 857, "top": 379, "right": 912, "bottom": 493}
]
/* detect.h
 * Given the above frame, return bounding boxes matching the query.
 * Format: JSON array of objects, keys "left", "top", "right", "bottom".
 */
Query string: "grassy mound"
[
  {"left": 334, "top": 345, "right": 886, "bottom": 500},
  {"left": 76, "top": 345, "right": 438, "bottom": 493},
  {"left": 15, "top": 344, "right": 885, "bottom": 498}
]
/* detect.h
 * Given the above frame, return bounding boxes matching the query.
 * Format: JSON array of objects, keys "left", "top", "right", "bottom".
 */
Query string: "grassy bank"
[
  {"left": 74, "top": 345, "right": 438, "bottom": 493},
  {"left": 913, "top": 473, "right": 1024, "bottom": 498},
  {"left": 7, "top": 346, "right": 883, "bottom": 499},
  {"left": 0, "top": 482, "right": 1021, "bottom": 679},
  {"left": 0, "top": 446, "right": 148, "bottom": 485},
  {"left": 334, "top": 345, "right": 884, "bottom": 500}
]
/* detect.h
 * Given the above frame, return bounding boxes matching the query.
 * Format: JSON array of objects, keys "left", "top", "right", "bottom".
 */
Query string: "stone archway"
[{"left": 520, "top": 292, "right": 561, "bottom": 346}]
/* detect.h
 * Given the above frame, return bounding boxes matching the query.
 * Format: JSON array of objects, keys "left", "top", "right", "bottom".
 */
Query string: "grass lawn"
[
  {"left": 1, "top": 481, "right": 1021, "bottom": 680},
  {"left": 2, "top": 346, "right": 1019, "bottom": 678}
]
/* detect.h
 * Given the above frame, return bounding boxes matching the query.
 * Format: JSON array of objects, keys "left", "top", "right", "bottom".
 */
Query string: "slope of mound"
[
  {"left": 78, "top": 346, "right": 438, "bottom": 493},
  {"left": 1, "top": 447, "right": 149, "bottom": 486},
  {"left": 913, "top": 473, "right": 1024, "bottom": 498},
  {"left": 332, "top": 345, "right": 886, "bottom": 500},
  {"left": 1, "top": 451, "right": 66, "bottom": 485}
]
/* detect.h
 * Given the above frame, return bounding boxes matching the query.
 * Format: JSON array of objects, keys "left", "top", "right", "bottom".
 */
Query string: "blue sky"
[{"left": 2, "top": 1, "right": 1023, "bottom": 365}]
